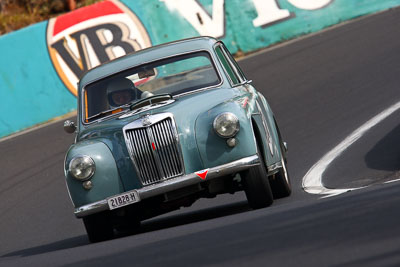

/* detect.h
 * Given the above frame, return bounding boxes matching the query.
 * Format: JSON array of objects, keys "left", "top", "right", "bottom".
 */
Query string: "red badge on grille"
[
  {"left": 195, "top": 169, "right": 209, "bottom": 180},
  {"left": 152, "top": 142, "right": 156, "bottom": 150}
]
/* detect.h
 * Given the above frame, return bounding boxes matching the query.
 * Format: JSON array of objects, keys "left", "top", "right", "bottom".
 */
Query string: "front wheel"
[
  {"left": 269, "top": 134, "right": 291, "bottom": 199},
  {"left": 83, "top": 212, "right": 114, "bottom": 243},
  {"left": 242, "top": 148, "right": 274, "bottom": 209},
  {"left": 269, "top": 154, "right": 291, "bottom": 198}
]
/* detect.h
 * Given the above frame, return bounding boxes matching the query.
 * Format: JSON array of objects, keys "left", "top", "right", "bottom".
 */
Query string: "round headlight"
[
  {"left": 69, "top": 155, "right": 96, "bottom": 180},
  {"left": 213, "top": 112, "right": 240, "bottom": 138}
]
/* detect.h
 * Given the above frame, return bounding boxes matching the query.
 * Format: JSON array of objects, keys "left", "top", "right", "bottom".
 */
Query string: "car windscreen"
[{"left": 83, "top": 51, "right": 220, "bottom": 123}]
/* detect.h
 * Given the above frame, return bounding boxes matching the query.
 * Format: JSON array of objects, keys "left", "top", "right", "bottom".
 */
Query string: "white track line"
[
  {"left": 302, "top": 101, "right": 400, "bottom": 197},
  {"left": 384, "top": 178, "right": 400, "bottom": 184}
]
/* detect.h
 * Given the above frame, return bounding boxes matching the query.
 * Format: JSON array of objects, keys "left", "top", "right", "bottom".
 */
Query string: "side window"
[
  {"left": 221, "top": 44, "right": 247, "bottom": 83},
  {"left": 215, "top": 45, "right": 240, "bottom": 85}
]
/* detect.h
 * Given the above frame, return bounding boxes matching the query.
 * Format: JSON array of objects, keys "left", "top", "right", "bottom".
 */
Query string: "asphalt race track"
[{"left": 1, "top": 7, "right": 400, "bottom": 266}]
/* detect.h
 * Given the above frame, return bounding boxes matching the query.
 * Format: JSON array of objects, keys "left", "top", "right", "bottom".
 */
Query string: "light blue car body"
[{"left": 64, "top": 37, "right": 283, "bottom": 216}]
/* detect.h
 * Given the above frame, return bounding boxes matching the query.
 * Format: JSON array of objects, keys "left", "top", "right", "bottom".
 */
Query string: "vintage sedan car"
[{"left": 63, "top": 36, "right": 291, "bottom": 242}]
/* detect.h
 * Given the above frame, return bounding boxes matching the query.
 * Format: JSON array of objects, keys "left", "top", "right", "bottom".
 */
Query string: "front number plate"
[{"left": 107, "top": 191, "right": 140, "bottom": 210}]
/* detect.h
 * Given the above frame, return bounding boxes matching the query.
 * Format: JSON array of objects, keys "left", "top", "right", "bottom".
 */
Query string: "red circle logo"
[{"left": 47, "top": 0, "right": 151, "bottom": 96}]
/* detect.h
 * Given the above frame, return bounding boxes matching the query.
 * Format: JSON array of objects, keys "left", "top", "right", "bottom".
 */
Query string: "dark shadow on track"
[
  {"left": 2, "top": 201, "right": 250, "bottom": 258},
  {"left": 365, "top": 124, "right": 400, "bottom": 171},
  {"left": 1, "top": 236, "right": 88, "bottom": 258},
  {"left": 62, "top": 183, "right": 400, "bottom": 267},
  {"left": 130, "top": 200, "right": 250, "bottom": 235}
]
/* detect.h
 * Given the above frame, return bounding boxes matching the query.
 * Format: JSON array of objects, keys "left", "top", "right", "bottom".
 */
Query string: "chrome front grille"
[{"left": 124, "top": 114, "right": 184, "bottom": 185}]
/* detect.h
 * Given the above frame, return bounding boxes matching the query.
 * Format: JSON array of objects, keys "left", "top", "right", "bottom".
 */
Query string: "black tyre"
[
  {"left": 115, "top": 213, "right": 141, "bottom": 234},
  {"left": 242, "top": 145, "right": 274, "bottom": 209},
  {"left": 269, "top": 125, "right": 291, "bottom": 199},
  {"left": 83, "top": 212, "right": 114, "bottom": 243}
]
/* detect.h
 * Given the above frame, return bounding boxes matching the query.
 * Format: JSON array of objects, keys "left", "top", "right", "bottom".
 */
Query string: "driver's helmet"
[{"left": 107, "top": 78, "right": 141, "bottom": 107}]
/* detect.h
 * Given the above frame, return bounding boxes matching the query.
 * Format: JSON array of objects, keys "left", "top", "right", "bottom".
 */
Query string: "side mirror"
[{"left": 64, "top": 120, "right": 76, "bottom": 134}]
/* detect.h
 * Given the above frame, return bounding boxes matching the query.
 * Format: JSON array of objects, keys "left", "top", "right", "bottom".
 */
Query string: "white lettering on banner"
[
  {"left": 287, "top": 0, "right": 332, "bottom": 10},
  {"left": 162, "top": 0, "right": 225, "bottom": 38},
  {"left": 161, "top": 0, "right": 334, "bottom": 35},
  {"left": 252, "top": 0, "right": 291, "bottom": 27}
]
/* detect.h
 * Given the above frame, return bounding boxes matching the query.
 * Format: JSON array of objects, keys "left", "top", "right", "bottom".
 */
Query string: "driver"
[{"left": 107, "top": 77, "right": 142, "bottom": 107}]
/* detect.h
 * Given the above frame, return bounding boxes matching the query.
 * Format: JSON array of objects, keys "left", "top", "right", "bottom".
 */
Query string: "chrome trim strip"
[
  {"left": 75, "top": 200, "right": 109, "bottom": 217},
  {"left": 213, "top": 43, "right": 246, "bottom": 87},
  {"left": 267, "top": 161, "right": 283, "bottom": 175},
  {"left": 255, "top": 99, "right": 274, "bottom": 157},
  {"left": 74, "top": 155, "right": 260, "bottom": 218}
]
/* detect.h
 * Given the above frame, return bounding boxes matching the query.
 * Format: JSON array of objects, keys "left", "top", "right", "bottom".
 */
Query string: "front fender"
[
  {"left": 64, "top": 140, "right": 124, "bottom": 208},
  {"left": 195, "top": 101, "right": 257, "bottom": 168}
]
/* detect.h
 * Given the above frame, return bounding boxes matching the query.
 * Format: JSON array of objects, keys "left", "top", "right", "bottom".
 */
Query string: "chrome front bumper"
[{"left": 74, "top": 155, "right": 260, "bottom": 218}]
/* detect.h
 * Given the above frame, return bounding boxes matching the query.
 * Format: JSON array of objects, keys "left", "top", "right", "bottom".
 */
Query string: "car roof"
[{"left": 79, "top": 36, "right": 219, "bottom": 91}]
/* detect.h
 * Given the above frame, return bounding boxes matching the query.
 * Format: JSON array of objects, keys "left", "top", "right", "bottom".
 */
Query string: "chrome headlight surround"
[
  {"left": 69, "top": 155, "right": 96, "bottom": 181},
  {"left": 213, "top": 112, "right": 240, "bottom": 138}
]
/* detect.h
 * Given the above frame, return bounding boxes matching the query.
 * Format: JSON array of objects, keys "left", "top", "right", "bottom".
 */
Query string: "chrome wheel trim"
[{"left": 281, "top": 154, "right": 289, "bottom": 184}]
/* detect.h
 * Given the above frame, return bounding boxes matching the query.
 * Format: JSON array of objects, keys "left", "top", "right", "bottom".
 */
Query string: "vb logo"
[{"left": 47, "top": 0, "right": 151, "bottom": 96}]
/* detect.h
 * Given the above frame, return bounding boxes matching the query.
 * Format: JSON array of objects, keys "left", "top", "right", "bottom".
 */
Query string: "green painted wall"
[{"left": 0, "top": 22, "right": 76, "bottom": 137}]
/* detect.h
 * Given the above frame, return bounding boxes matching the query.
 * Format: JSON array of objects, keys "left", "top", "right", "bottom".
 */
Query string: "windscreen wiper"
[
  {"left": 129, "top": 94, "right": 173, "bottom": 111},
  {"left": 87, "top": 107, "right": 126, "bottom": 122}
]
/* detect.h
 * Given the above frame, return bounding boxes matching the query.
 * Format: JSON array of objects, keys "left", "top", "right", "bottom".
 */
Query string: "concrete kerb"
[{"left": 0, "top": 111, "right": 77, "bottom": 143}]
